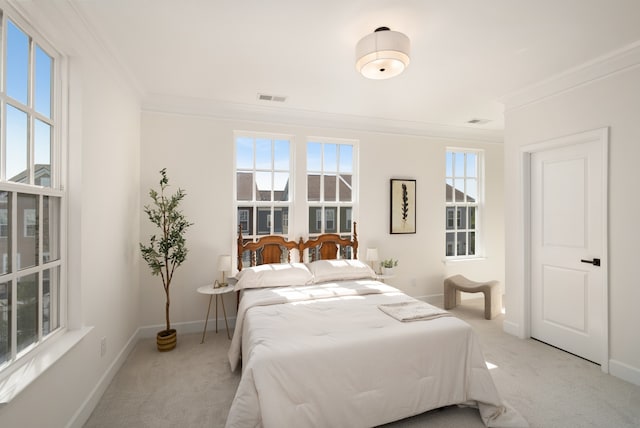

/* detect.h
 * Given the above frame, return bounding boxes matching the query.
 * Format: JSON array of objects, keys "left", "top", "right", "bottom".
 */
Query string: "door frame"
[{"left": 520, "top": 127, "right": 609, "bottom": 372}]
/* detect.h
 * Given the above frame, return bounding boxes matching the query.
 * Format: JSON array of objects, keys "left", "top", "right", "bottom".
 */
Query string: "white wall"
[
  {"left": 0, "top": 3, "right": 142, "bottom": 427},
  {"left": 139, "top": 111, "right": 505, "bottom": 326},
  {"left": 503, "top": 57, "right": 640, "bottom": 384}
]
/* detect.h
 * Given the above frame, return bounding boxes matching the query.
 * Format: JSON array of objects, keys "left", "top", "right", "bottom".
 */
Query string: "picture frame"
[{"left": 390, "top": 179, "right": 416, "bottom": 234}]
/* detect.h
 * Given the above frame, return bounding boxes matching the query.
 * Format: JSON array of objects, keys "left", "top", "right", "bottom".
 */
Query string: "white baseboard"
[
  {"left": 416, "top": 294, "right": 443, "bottom": 304},
  {"left": 609, "top": 359, "right": 640, "bottom": 387},
  {"left": 137, "top": 317, "right": 238, "bottom": 339},
  {"left": 67, "top": 317, "right": 238, "bottom": 428},
  {"left": 66, "top": 327, "right": 140, "bottom": 428},
  {"left": 502, "top": 320, "right": 522, "bottom": 338}
]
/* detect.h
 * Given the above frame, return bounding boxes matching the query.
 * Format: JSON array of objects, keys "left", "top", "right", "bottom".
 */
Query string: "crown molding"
[
  {"left": 142, "top": 94, "right": 504, "bottom": 144},
  {"left": 6, "top": 0, "right": 144, "bottom": 99},
  {"left": 501, "top": 40, "right": 640, "bottom": 111}
]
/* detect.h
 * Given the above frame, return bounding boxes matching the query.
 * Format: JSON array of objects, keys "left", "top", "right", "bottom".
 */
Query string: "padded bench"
[{"left": 443, "top": 274, "right": 501, "bottom": 320}]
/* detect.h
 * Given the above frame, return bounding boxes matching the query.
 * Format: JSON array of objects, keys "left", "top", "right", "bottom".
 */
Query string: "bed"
[{"left": 226, "top": 225, "right": 526, "bottom": 427}]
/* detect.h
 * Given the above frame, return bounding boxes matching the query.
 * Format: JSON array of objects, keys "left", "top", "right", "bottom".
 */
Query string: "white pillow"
[
  {"left": 235, "top": 263, "right": 314, "bottom": 290},
  {"left": 307, "top": 259, "right": 376, "bottom": 283}
]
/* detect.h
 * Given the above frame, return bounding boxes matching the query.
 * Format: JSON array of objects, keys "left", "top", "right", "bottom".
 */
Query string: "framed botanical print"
[{"left": 390, "top": 179, "right": 416, "bottom": 234}]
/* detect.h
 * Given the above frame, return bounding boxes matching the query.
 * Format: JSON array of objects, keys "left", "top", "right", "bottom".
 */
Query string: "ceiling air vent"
[
  {"left": 466, "top": 118, "right": 491, "bottom": 125},
  {"left": 258, "top": 93, "right": 287, "bottom": 103}
]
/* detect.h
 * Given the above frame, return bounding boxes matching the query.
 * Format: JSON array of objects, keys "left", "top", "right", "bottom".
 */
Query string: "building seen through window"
[{"left": 445, "top": 150, "right": 481, "bottom": 258}]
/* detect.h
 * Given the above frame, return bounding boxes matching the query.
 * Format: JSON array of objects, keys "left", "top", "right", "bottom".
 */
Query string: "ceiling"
[{"left": 69, "top": 0, "right": 640, "bottom": 137}]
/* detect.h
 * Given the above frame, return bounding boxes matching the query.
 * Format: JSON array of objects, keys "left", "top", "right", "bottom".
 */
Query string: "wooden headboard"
[
  {"left": 236, "top": 225, "right": 299, "bottom": 271},
  {"left": 236, "top": 222, "right": 359, "bottom": 270},
  {"left": 298, "top": 222, "right": 359, "bottom": 262}
]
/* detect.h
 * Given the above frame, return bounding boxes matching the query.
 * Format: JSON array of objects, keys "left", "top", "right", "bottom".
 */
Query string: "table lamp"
[{"left": 215, "top": 254, "right": 232, "bottom": 288}]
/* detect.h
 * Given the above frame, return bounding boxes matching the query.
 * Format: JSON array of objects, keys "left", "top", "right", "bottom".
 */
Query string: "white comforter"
[{"left": 226, "top": 280, "right": 526, "bottom": 428}]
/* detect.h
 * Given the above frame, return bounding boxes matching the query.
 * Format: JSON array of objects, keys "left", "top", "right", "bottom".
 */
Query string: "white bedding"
[{"left": 226, "top": 280, "right": 526, "bottom": 428}]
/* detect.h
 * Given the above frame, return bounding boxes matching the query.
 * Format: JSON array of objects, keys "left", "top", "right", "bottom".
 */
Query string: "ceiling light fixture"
[{"left": 355, "top": 26, "right": 410, "bottom": 80}]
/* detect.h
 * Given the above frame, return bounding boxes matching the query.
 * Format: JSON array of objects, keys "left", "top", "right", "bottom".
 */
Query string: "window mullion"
[{"left": 9, "top": 191, "right": 17, "bottom": 361}]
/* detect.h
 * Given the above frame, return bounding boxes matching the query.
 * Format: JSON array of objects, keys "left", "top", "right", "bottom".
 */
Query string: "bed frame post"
[
  {"left": 237, "top": 225, "right": 244, "bottom": 271},
  {"left": 353, "top": 222, "right": 358, "bottom": 260}
]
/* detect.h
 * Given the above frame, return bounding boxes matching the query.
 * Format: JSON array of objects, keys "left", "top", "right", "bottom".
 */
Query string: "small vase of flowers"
[{"left": 380, "top": 259, "right": 398, "bottom": 276}]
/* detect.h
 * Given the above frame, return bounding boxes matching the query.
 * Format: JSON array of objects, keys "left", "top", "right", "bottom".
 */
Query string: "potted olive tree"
[{"left": 140, "top": 168, "right": 192, "bottom": 351}]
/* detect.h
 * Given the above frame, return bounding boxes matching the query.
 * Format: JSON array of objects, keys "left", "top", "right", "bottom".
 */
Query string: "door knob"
[{"left": 580, "top": 258, "right": 601, "bottom": 266}]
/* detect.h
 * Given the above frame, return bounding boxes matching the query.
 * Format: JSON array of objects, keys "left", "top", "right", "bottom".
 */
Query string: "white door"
[{"left": 530, "top": 131, "right": 607, "bottom": 365}]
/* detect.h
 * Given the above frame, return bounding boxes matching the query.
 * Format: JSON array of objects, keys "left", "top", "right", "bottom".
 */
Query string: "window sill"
[
  {"left": 0, "top": 326, "right": 93, "bottom": 405},
  {"left": 442, "top": 257, "right": 487, "bottom": 265}
]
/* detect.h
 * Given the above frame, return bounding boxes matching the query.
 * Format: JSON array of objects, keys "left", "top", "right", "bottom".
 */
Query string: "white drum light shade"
[{"left": 355, "top": 27, "right": 410, "bottom": 80}]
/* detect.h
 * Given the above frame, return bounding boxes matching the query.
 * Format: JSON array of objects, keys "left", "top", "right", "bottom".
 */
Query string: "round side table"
[{"left": 197, "top": 284, "right": 235, "bottom": 343}]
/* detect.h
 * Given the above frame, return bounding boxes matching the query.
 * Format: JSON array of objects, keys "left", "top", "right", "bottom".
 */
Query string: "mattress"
[{"left": 226, "top": 280, "right": 526, "bottom": 427}]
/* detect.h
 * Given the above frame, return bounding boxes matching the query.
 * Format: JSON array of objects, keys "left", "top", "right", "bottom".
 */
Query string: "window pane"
[
  {"left": 446, "top": 207, "right": 454, "bottom": 230},
  {"left": 34, "top": 119, "right": 52, "bottom": 187},
  {"left": 43, "top": 196, "right": 60, "bottom": 262},
  {"left": 307, "top": 174, "right": 320, "bottom": 201},
  {"left": 273, "top": 172, "right": 289, "bottom": 201},
  {"left": 445, "top": 179, "right": 453, "bottom": 202},
  {"left": 323, "top": 175, "right": 336, "bottom": 201},
  {"left": 273, "top": 140, "right": 289, "bottom": 170},
  {"left": 338, "top": 174, "right": 352, "bottom": 202},
  {"left": 17, "top": 273, "right": 38, "bottom": 353},
  {"left": 339, "top": 145, "right": 353, "bottom": 173},
  {"left": 43, "top": 266, "right": 60, "bottom": 336},
  {"left": 445, "top": 152, "right": 453, "bottom": 177},
  {"left": 466, "top": 153, "right": 477, "bottom": 177},
  {"left": 307, "top": 142, "right": 321, "bottom": 171},
  {"left": 457, "top": 207, "right": 467, "bottom": 229},
  {"left": 454, "top": 180, "right": 465, "bottom": 202},
  {"left": 236, "top": 137, "right": 253, "bottom": 169},
  {"left": 255, "top": 171, "right": 271, "bottom": 201},
  {"left": 6, "top": 21, "right": 29, "bottom": 105},
  {"left": 469, "top": 207, "right": 476, "bottom": 230},
  {"left": 0, "top": 281, "right": 10, "bottom": 364},
  {"left": 323, "top": 144, "right": 337, "bottom": 172},
  {"left": 0, "top": 192, "right": 11, "bottom": 274},
  {"left": 35, "top": 45, "right": 52, "bottom": 118},
  {"left": 17, "top": 193, "right": 38, "bottom": 270},
  {"left": 274, "top": 207, "right": 288, "bottom": 234},
  {"left": 469, "top": 232, "right": 476, "bottom": 256},
  {"left": 324, "top": 207, "right": 337, "bottom": 233},
  {"left": 454, "top": 152, "right": 465, "bottom": 177},
  {"left": 255, "top": 138, "right": 271, "bottom": 169},
  {"left": 340, "top": 207, "right": 352, "bottom": 233},
  {"left": 309, "top": 207, "right": 322, "bottom": 234},
  {"left": 237, "top": 207, "right": 253, "bottom": 235},
  {"left": 446, "top": 233, "right": 455, "bottom": 257},
  {"left": 7, "top": 105, "right": 28, "bottom": 182},
  {"left": 257, "top": 207, "right": 271, "bottom": 235},
  {"left": 456, "top": 233, "right": 467, "bottom": 257},
  {"left": 236, "top": 172, "right": 253, "bottom": 201},
  {"left": 466, "top": 179, "right": 477, "bottom": 202}
]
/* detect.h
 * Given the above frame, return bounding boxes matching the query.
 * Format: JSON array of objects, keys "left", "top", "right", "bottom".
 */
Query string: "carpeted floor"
[{"left": 84, "top": 298, "right": 640, "bottom": 428}]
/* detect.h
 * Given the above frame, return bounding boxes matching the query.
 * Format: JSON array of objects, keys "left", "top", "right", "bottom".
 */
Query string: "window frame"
[
  {"left": 306, "top": 137, "right": 358, "bottom": 239},
  {"left": 445, "top": 148, "right": 483, "bottom": 259},
  {"left": 234, "top": 131, "right": 294, "bottom": 242},
  {"left": 0, "top": 8, "right": 67, "bottom": 379}
]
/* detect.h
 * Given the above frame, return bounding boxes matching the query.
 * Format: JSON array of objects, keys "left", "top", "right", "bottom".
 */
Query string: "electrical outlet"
[{"left": 100, "top": 337, "right": 107, "bottom": 357}]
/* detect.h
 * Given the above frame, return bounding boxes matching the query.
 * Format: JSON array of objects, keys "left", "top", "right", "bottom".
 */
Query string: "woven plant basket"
[{"left": 157, "top": 329, "right": 177, "bottom": 352}]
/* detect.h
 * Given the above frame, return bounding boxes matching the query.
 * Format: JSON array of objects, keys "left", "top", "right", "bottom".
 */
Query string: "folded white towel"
[{"left": 378, "top": 300, "right": 452, "bottom": 322}]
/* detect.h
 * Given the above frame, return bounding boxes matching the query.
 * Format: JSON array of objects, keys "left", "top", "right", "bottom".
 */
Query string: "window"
[
  {"left": 445, "top": 150, "right": 481, "bottom": 258},
  {"left": 235, "top": 132, "right": 291, "bottom": 240},
  {"left": 307, "top": 140, "right": 356, "bottom": 237},
  {"left": 0, "top": 13, "right": 64, "bottom": 371},
  {"left": 234, "top": 135, "right": 358, "bottom": 261}
]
